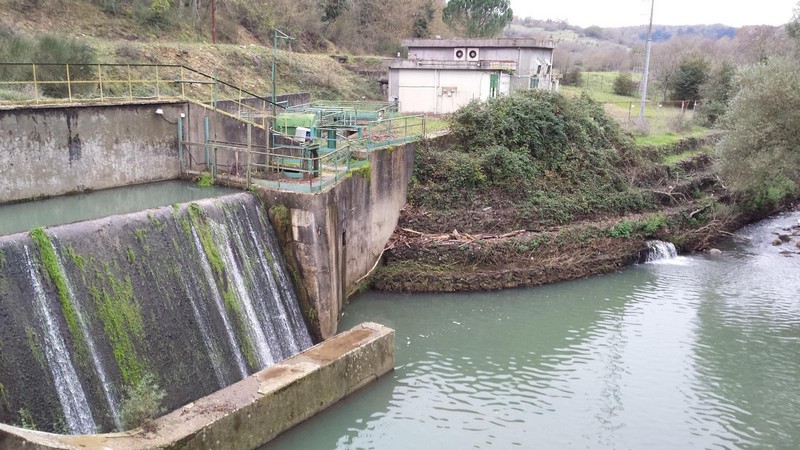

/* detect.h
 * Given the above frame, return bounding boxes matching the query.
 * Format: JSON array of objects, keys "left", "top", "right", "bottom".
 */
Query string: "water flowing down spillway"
[
  {"left": 0, "top": 193, "right": 313, "bottom": 433},
  {"left": 644, "top": 240, "right": 678, "bottom": 262}
]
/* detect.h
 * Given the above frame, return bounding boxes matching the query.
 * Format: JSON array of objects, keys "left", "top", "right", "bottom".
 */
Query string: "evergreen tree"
[{"left": 442, "top": 0, "right": 513, "bottom": 37}]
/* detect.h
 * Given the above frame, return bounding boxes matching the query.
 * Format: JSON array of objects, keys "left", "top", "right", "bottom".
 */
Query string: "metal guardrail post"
[
  {"left": 32, "top": 63, "right": 38, "bottom": 102},
  {"left": 180, "top": 66, "right": 186, "bottom": 98},
  {"left": 155, "top": 65, "right": 161, "bottom": 99},
  {"left": 127, "top": 65, "right": 133, "bottom": 100},
  {"left": 212, "top": 146, "right": 217, "bottom": 180},
  {"left": 65, "top": 65, "right": 73, "bottom": 102},
  {"left": 98, "top": 64, "right": 104, "bottom": 100},
  {"left": 212, "top": 69, "right": 218, "bottom": 110}
]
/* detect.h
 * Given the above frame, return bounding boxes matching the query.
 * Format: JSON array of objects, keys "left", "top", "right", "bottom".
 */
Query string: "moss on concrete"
[
  {"left": 188, "top": 202, "right": 258, "bottom": 370},
  {"left": 24, "top": 326, "right": 46, "bottom": 370},
  {"left": 90, "top": 272, "right": 144, "bottom": 386},
  {"left": 29, "top": 227, "right": 88, "bottom": 360}
]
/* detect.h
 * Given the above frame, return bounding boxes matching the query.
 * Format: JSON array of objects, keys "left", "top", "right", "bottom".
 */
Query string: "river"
[{"left": 267, "top": 210, "right": 800, "bottom": 449}]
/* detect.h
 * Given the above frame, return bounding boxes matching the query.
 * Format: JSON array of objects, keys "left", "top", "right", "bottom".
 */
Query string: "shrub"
[
  {"left": 717, "top": 57, "right": 800, "bottom": 199},
  {"left": 120, "top": 372, "right": 166, "bottom": 430},
  {"left": 612, "top": 73, "right": 638, "bottom": 97}
]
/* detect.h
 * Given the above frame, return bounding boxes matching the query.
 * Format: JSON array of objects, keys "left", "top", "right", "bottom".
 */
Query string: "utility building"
[{"left": 388, "top": 38, "right": 557, "bottom": 114}]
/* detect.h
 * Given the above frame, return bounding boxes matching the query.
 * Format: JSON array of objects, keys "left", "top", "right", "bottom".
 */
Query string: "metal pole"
[
  {"left": 639, "top": 0, "right": 655, "bottom": 120},
  {"left": 271, "top": 28, "right": 295, "bottom": 118},
  {"left": 272, "top": 31, "right": 277, "bottom": 118},
  {"left": 204, "top": 116, "right": 210, "bottom": 168},
  {"left": 211, "top": 0, "right": 217, "bottom": 44},
  {"left": 178, "top": 115, "right": 184, "bottom": 174},
  {"left": 247, "top": 123, "right": 252, "bottom": 187}
]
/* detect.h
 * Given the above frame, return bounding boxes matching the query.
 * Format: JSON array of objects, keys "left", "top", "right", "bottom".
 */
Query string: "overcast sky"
[{"left": 510, "top": 0, "right": 798, "bottom": 27}]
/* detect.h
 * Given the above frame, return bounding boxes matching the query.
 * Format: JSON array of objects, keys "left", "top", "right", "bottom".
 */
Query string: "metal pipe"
[
  {"left": 204, "top": 116, "right": 210, "bottom": 168},
  {"left": 178, "top": 115, "right": 184, "bottom": 173},
  {"left": 247, "top": 123, "right": 252, "bottom": 187}
]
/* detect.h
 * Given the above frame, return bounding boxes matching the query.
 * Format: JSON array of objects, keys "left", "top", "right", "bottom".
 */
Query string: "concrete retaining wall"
[
  {"left": 0, "top": 322, "right": 395, "bottom": 450},
  {"left": 0, "top": 93, "right": 311, "bottom": 205},
  {"left": 257, "top": 142, "right": 417, "bottom": 340},
  {"left": 0, "top": 102, "right": 186, "bottom": 204}
]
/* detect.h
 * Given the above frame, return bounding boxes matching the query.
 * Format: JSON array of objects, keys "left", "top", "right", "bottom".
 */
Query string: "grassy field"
[{"left": 561, "top": 71, "right": 709, "bottom": 141}]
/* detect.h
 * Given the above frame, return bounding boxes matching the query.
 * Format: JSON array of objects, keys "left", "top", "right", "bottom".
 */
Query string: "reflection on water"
[
  {"left": 267, "top": 211, "right": 800, "bottom": 449},
  {"left": 0, "top": 180, "right": 239, "bottom": 236}
]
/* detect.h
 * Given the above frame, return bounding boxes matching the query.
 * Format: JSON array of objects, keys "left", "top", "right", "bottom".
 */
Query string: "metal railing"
[
  {"left": 362, "top": 114, "right": 426, "bottom": 150},
  {"left": 273, "top": 114, "right": 427, "bottom": 154},
  {"left": 0, "top": 62, "right": 281, "bottom": 128},
  {"left": 182, "top": 123, "right": 355, "bottom": 193}
]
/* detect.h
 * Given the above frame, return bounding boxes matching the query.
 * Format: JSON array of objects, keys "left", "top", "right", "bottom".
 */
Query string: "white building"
[{"left": 388, "top": 38, "right": 557, "bottom": 114}]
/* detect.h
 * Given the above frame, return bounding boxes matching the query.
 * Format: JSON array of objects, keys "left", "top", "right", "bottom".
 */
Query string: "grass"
[
  {"left": 635, "top": 127, "right": 707, "bottom": 147},
  {"left": 662, "top": 146, "right": 709, "bottom": 166},
  {"left": 561, "top": 71, "right": 710, "bottom": 140}
]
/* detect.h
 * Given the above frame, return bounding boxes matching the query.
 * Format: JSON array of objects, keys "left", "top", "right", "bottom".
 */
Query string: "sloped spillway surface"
[{"left": 0, "top": 193, "right": 313, "bottom": 433}]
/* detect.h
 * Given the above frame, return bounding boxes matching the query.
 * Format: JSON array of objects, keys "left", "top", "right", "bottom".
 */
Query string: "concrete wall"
[
  {"left": 0, "top": 93, "right": 312, "bottom": 205},
  {"left": 0, "top": 102, "right": 186, "bottom": 204},
  {"left": 392, "top": 69, "right": 512, "bottom": 114},
  {"left": 257, "top": 142, "right": 416, "bottom": 339},
  {"left": 0, "top": 322, "right": 395, "bottom": 450}
]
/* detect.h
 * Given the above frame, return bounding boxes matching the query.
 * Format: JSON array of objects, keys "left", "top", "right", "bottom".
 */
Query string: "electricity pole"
[
  {"left": 639, "top": 0, "right": 654, "bottom": 120},
  {"left": 211, "top": 0, "right": 216, "bottom": 44},
  {"left": 271, "top": 29, "right": 295, "bottom": 118}
]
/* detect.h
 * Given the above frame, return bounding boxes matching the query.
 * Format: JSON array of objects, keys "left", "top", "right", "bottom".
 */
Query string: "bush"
[
  {"left": 717, "top": 57, "right": 800, "bottom": 199},
  {"left": 120, "top": 372, "right": 166, "bottom": 431},
  {"left": 561, "top": 67, "right": 582, "bottom": 86},
  {"left": 612, "top": 73, "right": 638, "bottom": 97}
]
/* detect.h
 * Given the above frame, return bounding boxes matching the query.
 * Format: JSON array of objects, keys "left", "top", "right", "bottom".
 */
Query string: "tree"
[
  {"left": 717, "top": 57, "right": 800, "bottom": 202},
  {"left": 612, "top": 73, "right": 637, "bottom": 97},
  {"left": 697, "top": 61, "right": 736, "bottom": 126},
  {"left": 442, "top": 0, "right": 512, "bottom": 37},
  {"left": 669, "top": 55, "right": 708, "bottom": 104}
]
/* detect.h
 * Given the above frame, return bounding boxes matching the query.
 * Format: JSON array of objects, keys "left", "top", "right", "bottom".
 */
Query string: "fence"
[
  {"left": 604, "top": 99, "right": 703, "bottom": 134},
  {"left": 0, "top": 62, "right": 279, "bottom": 129}
]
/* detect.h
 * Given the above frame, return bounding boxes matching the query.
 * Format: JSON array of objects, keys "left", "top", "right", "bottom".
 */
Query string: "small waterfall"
[
  {"left": 23, "top": 246, "right": 96, "bottom": 435},
  {"left": 645, "top": 240, "right": 678, "bottom": 262},
  {"left": 245, "top": 209, "right": 313, "bottom": 351},
  {"left": 53, "top": 246, "right": 122, "bottom": 431},
  {"left": 190, "top": 225, "right": 249, "bottom": 379},
  {"left": 211, "top": 221, "right": 276, "bottom": 367},
  {"left": 180, "top": 276, "right": 228, "bottom": 387}
]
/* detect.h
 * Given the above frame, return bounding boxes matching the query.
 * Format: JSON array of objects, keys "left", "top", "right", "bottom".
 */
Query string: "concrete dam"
[
  {"left": 0, "top": 73, "right": 410, "bottom": 446},
  {"left": 0, "top": 193, "right": 313, "bottom": 434}
]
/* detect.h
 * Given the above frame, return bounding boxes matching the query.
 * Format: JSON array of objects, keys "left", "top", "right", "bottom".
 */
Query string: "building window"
[{"left": 530, "top": 76, "right": 539, "bottom": 89}]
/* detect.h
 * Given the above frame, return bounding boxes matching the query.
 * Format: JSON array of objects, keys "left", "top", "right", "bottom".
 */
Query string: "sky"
[{"left": 509, "top": 0, "right": 798, "bottom": 27}]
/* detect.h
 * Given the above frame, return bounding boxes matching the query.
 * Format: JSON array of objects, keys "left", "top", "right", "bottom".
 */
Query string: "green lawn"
[{"left": 561, "top": 71, "right": 710, "bottom": 142}]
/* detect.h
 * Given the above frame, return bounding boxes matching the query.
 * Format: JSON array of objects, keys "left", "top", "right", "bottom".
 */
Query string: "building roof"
[
  {"left": 389, "top": 60, "right": 518, "bottom": 71},
  {"left": 402, "top": 38, "right": 556, "bottom": 50}
]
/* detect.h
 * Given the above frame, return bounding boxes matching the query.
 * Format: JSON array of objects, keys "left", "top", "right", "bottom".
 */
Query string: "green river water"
[
  {"left": 0, "top": 181, "right": 237, "bottom": 236},
  {"left": 268, "top": 211, "right": 800, "bottom": 449}
]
